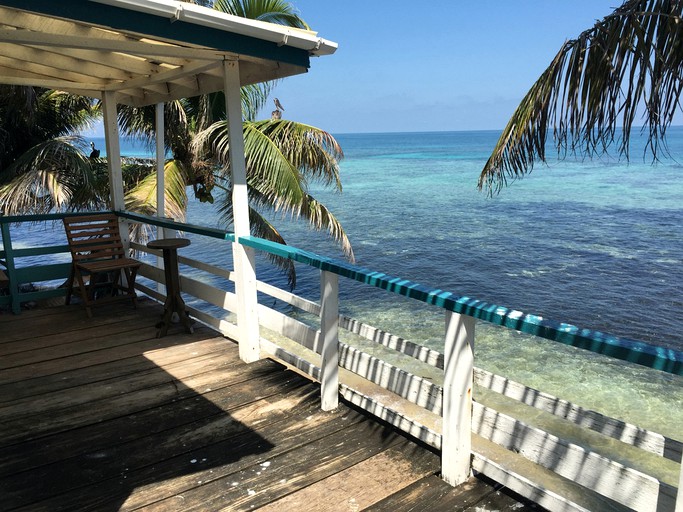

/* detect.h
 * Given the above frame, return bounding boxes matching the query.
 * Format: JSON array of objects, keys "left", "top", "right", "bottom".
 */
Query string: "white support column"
[
  {"left": 102, "top": 92, "right": 129, "bottom": 250},
  {"left": 441, "top": 310, "right": 475, "bottom": 486},
  {"left": 320, "top": 270, "right": 339, "bottom": 411},
  {"left": 223, "top": 59, "right": 260, "bottom": 363},
  {"left": 102, "top": 92, "right": 125, "bottom": 212},
  {"left": 155, "top": 102, "right": 166, "bottom": 295}
]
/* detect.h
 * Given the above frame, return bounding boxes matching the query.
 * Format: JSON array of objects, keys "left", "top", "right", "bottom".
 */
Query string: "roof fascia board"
[{"left": 0, "top": 0, "right": 311, "bottom": 69}]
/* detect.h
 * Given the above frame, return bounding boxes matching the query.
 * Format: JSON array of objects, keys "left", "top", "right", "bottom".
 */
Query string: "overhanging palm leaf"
[
  {"left": 479, "top": 0, "right": 683, "bottom": 195},
  {"left": 0, "top": 137, "right": 97, "bottom": 214},
  {"left": 214, "top": 0, "right": 310, "bottom": 29},
  {"left": 196, "top": 118, "right": 353, "bottom": 262},
  {"left": 250, "top": 119, "right": 343, "bottom": 189},
  {"left": 195, "top": 119, "right": 306, "bottom": 209},
  {"left": 125, "top": 160, "right": 189, "bottom": 243}
]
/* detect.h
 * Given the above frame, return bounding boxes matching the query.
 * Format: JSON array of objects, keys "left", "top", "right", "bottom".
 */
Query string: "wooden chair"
[{"left": 63, "top": 213, "right": 141, "bottom": 317}]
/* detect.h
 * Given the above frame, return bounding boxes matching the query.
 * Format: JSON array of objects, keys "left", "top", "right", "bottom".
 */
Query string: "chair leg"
[
  {"left": 74, "top": 267, "right": 93, "bottom": 318},
  {"left": 124, "top": 267, "right": 140, "bottom": 309},
  {"left": 65, "top": 265, "right": 75, "bottom": 305}
]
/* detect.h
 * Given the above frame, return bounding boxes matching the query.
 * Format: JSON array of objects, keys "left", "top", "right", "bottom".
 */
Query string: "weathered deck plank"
[
  {"left": 364, "top": 474, "right": 524, "bottom": 512},
  {"left": 0, "top": 299, "right": 538, "bottom": 512},
  {"left": 255, "top": 445, "right": 440, "bottom": 511}
]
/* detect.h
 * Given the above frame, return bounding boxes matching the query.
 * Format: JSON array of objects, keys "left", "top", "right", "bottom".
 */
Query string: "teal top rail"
[
  {"left": 239, "top": 235, "right": 683, "bottom": 376},
  {"left": 3, "top": 211, "right": 680, "bottom": 375},
  {"left": 0, "top": 211, "right": 105, "bottom": 224},
  {"left": 116, "top": 211, "right": 235, "bottom": 242}
]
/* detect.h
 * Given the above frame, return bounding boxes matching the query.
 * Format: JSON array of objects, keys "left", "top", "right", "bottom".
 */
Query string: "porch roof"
[{"left": 0, "top": 0, "right": 337, "bottom": 106}]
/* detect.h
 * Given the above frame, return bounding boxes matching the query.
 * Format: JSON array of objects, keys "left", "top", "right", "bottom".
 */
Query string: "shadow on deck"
[{"left": 0, "top": 298, "right": 540, "bottom": 511}]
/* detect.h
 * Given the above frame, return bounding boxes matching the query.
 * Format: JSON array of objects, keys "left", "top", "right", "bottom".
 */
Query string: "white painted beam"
[
  {"left": 155, "top": 102, "right": 166, "bottom": 294},
  {"left": 320, "top": 270, "right": 339, "bottom": 411},
  {"left": 441, "top": 311, "right": 475, "bottom": 486},
  {"left": 102, "top": 91, "right": 125, "bottom": 212},
  {"left": 223, "top": 59, "right": 260, "bottom": 363}
]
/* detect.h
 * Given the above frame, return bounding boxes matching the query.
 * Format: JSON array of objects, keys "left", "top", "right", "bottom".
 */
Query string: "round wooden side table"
[{"left": 147, "top": 238, "right": 194, "bottom": 337}]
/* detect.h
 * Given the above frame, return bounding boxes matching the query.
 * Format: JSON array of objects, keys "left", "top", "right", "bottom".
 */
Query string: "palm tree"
[
  {"left": 479, "top": 0, "right": 683, "bottom": 195},
  {"left": 0, "top": 87, "right": 101, "bottom": 214},
  {"left": 0, "top": 1, "right": 352, "bottom": 289},
  {"left": 118, "top": 0, "right": 354, "bottom": 287}
]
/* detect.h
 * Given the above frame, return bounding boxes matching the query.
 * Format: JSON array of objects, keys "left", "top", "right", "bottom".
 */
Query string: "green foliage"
[
  {"left": 0, "top": 1, "right": 352, "bottom": 289},
  {"left": 480, "top": 0, "right": 683, "bottom": 195},
  {"left": 214, "top": 0, "right": 309, "bottom": 29}
]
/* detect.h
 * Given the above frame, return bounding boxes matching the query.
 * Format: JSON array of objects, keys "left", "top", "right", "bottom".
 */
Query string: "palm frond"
[
  {"left": 249, "top": 119, "right": 344, "bottom": 189},
  {"left": 0, "top": 137, "right": 97, "bottom": 214},
  {"left": 479, "top": 0, "right": 683, "bottom": 195},
  {"left": 194, "top": 120, "right": 307, "bottom": 210},
  {"left": 297, "top": 194, "right": 355, "bottom": 262},
  {"left": 124, "top": 160, "right": 188, "bottom": 218},
  {"left": 124, "top": 159, "right": 189, "bottom": 243},
  {"left": 213, "top": 0, "right": 310, "bottom": 29}
]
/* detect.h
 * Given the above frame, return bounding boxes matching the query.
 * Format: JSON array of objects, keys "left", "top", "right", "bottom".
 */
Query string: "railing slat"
[{"left": 320, "top": 270, "right": 339, "bottom": 411}]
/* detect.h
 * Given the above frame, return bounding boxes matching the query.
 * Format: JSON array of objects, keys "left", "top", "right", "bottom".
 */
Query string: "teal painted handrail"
[
  {"left": 239, "top": 235, "right": 683, "bottom": 376},
  {"left": 0, "top": 211, "right": 107, "bottom": 224},
  {"left": 116, "top": 211, "right": 236, "bottom": 242},
  {"left": 2, "top": 211, "right": 681, "bottom": 376}
]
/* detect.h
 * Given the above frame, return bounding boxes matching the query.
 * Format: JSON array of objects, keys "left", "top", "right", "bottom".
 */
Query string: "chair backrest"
[{"left": 63, "top": 213, "right": 127, "bottom": 263}]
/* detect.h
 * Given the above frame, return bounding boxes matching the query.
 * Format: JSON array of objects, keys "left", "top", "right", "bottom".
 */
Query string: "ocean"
[{"left": 75, "top": 130, "right": 683, "bottom": 436}]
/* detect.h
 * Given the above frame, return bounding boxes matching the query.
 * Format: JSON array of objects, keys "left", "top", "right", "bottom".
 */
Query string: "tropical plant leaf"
[
  {"left": 213, "top": 0, "right": 310, "bottom": 29},
  {"left": 124, "top": 159, "right": 189, "bottom": 244},
  {"left": 195, "top": 119, "right": 307, "bottom": 210},
  {"left": 479, "top": 0, "right": 683, "bottom": 195},
  {"left": 0, "top": 137, "right": 97, "bottom": 214}
]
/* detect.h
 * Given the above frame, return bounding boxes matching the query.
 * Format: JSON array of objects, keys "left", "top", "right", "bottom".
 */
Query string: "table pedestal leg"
[{"left": 156, "top": 247, "right": 194, "bottom": 338}]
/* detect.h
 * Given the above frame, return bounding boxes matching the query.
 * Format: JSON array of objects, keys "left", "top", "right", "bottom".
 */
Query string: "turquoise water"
[{"left": 59, "top": 131, "right": 683, "bottom": 437}]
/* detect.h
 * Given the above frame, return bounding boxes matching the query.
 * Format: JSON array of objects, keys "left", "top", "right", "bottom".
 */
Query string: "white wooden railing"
[
  {"left": 113, "top": 211, "right": 683, "bottom": 512},
  {"left": 5, "top": 211, "right": 676, "bottom": 512}
]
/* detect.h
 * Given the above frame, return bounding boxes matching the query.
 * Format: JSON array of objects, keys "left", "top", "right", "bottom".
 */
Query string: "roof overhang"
[{"left": 0, "top": 0, "right": 337, "bottom": 106}]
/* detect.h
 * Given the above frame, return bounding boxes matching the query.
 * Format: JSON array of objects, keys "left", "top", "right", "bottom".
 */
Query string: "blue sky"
[
  {"left": 261, "top": 1, "right": 624, "bottom": 133},
  {"left": 83, "top": 1, "right": 638, "bottom": 136}
]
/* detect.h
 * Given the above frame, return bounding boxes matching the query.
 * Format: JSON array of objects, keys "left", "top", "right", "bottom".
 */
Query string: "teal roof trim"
[{"left": 3, "top": 0, "right": 311, "bottom": 68}]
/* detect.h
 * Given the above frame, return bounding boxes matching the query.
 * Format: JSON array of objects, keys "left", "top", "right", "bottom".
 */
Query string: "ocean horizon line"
[{"left": 82, "top": 123, "right": 683, "bottom": 141}]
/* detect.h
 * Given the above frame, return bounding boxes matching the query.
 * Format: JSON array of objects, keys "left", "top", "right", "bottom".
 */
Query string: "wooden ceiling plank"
[
  {"left": 0, "top": 74, "right": 104, "bottom": 93},
  {"left": 21, "top": 44, "right": 179, "bottom": 76},
  {"left": 1, "top": 7, "right": 168, "bottom": 47},
  {"left": 104, "top": 60, "right": 220, "bottom": 92},
  {"left": 0, "top": 43, "right": 135, "bottom": 81},
  {"left": 0, "top": 55, "right": 109, "bottom": 85}
]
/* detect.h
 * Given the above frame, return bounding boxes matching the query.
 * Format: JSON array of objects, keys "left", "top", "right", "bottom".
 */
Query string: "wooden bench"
[{"left": 63, "top": 213, "right": 141, "bottom": 318}]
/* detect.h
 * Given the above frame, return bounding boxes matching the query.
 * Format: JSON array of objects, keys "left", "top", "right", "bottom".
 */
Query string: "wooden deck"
[{"left": 0, "top": 298, "right": 541, "bottom": 511}]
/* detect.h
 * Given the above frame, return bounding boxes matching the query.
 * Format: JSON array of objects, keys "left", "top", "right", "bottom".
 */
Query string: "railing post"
[
  {"left": 155, "top": 102, "right": 166, "bottom": 296},
  {"left": 320, "top": 270, "right": 339, "bottom": 411},
  {"left": 223, "top": 59, "right": 260, "bottom": 363},
  {"left": 1, "top": 222, "right": 20, "bottom": 314},
  {"left": 676, "top": 453, "right": 683, "bottom": 512},
  {"left": 441, "top": 310, "right": 475, "bottom": 486}
]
